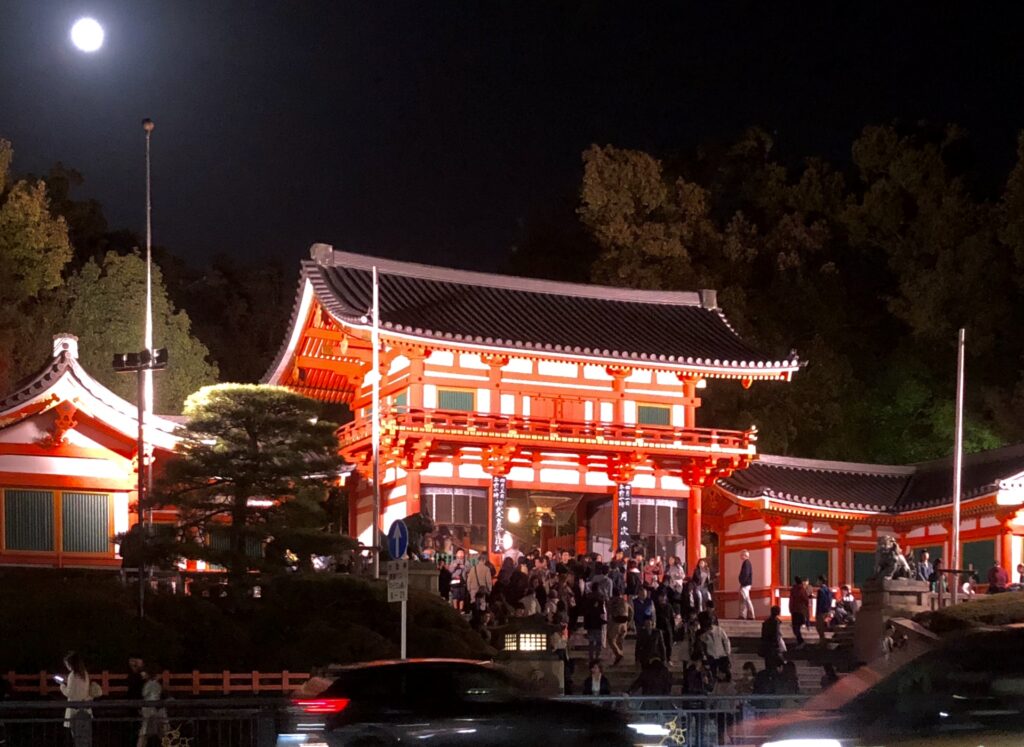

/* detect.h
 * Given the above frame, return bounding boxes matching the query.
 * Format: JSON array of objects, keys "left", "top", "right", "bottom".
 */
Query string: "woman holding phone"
[{"left": 60, "top": 652, "right": 98, "bottom": 747}]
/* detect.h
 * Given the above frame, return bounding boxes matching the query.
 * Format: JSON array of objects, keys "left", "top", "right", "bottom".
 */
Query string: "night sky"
[{"left": 3, "top": 3, "right": 1024, "bottom": 272}]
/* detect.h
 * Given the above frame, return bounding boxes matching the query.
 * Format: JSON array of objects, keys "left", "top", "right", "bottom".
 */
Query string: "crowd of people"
[{"left": 438, "top": 545, "right": 743, "bottom": 695}]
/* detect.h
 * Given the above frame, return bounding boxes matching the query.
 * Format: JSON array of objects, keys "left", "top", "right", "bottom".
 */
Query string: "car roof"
[{"left": 326, "top": 658, "right": 493, "bottom": 673}]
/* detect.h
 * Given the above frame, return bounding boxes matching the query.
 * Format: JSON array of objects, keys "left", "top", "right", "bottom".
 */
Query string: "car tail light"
[{"left": 294, "top": 698, "right": 351, "bottom": 714}]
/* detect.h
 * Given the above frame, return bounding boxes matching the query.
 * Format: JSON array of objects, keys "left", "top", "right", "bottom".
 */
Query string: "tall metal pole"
[
  {"left": 371, "top": 266, "right": 381, "bottom": 579},
  {"left": 950, "top": 328, "right": 966, "bottom": 605},
  {"left": 142, "top": 119, "right": 155, "bottom": 509},
  {"left": 136, "top": 369, "right": 146, "bottom": 620}
]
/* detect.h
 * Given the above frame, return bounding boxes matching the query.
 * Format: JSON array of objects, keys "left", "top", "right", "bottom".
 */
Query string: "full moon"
[{"left": 70, "top": 17, "right": 104, "bottom": 52}]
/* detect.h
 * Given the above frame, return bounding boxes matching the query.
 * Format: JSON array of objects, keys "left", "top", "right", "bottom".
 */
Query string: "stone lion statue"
[
  {"left": 871, "top": 535, "right": 912, "bottom": 581},
  {"left": 402, "top": 507, "right": 435, "bottom": 561}
]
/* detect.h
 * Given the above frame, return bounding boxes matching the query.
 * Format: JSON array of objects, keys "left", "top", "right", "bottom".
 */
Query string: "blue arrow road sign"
[{"left": 388, "top": 519, "right": 409, "bottom": 559}]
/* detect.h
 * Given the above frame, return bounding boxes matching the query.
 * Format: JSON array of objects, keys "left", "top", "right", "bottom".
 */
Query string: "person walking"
[
  {"left": 629, "top": 658, "right": 673, "bottom": 696},
  {"left": 759, "top": 606, "right": 785, "bottom": 670},
  {"left": 738, "top": 550, "right": 755, "bottom": 620},
  {"left": 466, "top": 556, "right": 492, "bottom": 602},
  {"left": 632, "top": 586, "right": 656, "bottom": 629},
  {"left": 447, "top": 548, "right": 468, "bottom": 611},
  {"left": 582, "top": 589, "right": 607, "bottom": 663},
  {"left": 608, "top": 591, "right": 633, "bottom": 666},
  {"left": 137, "top": 665, "right": 168, "bottom": 747},
  {"left": 60, "top": 652, "right": 99, "bottom": 747},
  {"left": 699, "top": 613, "right": 732, "bottom": 682},
  {"left": 788, "top": 577, "right": 809, "bottom": 648},
  {"left": 635, "top": 617, "right": 667, "bottom": 667},
  {"left": 814, "top": 576, "right": 833, "bottom": 647},
  {"left": 653, "top": 588, "right": 675, "bottom": 663}
]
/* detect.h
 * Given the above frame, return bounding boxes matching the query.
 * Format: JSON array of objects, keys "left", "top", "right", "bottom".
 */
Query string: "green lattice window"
[
  {"left": 4, "top": 490, "right": 54, "bottom": 551},
  {"left": 209, "top": 530, "right": 264, "bottom": 559},
  {"left": 789, "top": 548, "right": 829, "bottom": 584},
  {"left": 438, "top": 389, "right": 474, "bottom": 411},
  {"left": 963, "top": 539, "right": 996, "bottom": 575},
  {"left": 637, "top": 404, "right": 671, "bottom": 426},
  {"left": 394, "top": 392, "right": 408, "bottom": 411},
  {"left": 62, "top": 493, "right": 110, "bottom": 553},
  {"left": 853, "top": 551, "right": 875, "bottom": 587}
]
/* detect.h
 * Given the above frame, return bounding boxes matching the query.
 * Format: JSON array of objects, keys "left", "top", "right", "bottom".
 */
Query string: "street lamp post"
[{"left": 113, "top": 347, "right": 168, "bottom": 619}]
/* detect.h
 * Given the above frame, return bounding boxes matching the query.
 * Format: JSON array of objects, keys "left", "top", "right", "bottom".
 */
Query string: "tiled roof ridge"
[
  {"left": 0, "top": 351, "right": 77, "bottom": 410},
  {"left": 0, "top": 349, "right": 179, "bottom": 437},
  {"left": 755, "top": 453, "right": 916, "bottom": 477},
  {"left": 312, "top": 244, "right": 714, "bottom": 308},
  {"left": 910, "top": 442, "right": 1024, "bottom": 471}
]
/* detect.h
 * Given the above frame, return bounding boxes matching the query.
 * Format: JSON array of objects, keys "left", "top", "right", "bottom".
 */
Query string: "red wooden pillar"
[
  {"left": 1001, "top": 513, "right": 1015, "bottom": 575},
  {"left": 835, "top": 525, "right": 849, "bottom": 586},
  {"left": 686, "top": 485, "right": 703, "bottom": 571},
  {"left": 575, "top": 499, "right": 589, "bottom": 556},
  {"left": 768, "top": 517, "right": 783, "bottom": 590}
]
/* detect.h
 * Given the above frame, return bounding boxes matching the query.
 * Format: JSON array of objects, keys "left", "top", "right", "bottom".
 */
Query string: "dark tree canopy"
[
  {"left": 575, "top": 124, "right": 1023, "bottom": 463},
  {"left": 156, "top": 384, "right": 348, "bottom": 579}
]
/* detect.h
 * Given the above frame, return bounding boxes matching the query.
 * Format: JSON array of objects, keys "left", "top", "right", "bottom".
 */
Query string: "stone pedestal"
[
  {"left": 853, "top": 578, "right": 931, "bottom": 664},
  {"left": 408, "top": 561, "right": 439, "bottom": 594}
]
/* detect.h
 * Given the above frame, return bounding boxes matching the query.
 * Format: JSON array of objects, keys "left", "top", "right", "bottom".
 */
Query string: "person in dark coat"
[
  {"left": 788, "top": 577, "right": 809, "bottom": 648},
  {"left": 634, "top": 617, "right": 667, "bottom": 667},
  {"left": 582, "top": 660, "right": 611, "bottom": 695},
  {"left": 759, "top": 605, "right": 785, "bottom": 669},
  {"left": 628, "top": 658, "right": 673, "bottom": 696}
]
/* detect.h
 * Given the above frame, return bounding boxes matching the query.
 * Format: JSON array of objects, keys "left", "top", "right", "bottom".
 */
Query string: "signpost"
[{"left": 386, "top": 520, "right": 409, "bottom": 659}]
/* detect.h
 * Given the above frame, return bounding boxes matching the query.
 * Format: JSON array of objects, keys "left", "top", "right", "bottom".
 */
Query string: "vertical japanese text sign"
[
  {"left": 617, "top": 482, "right": 632, "bottom": 550},
  {"left": 491, "top": 476, "right": 508, "bottom": 553}
]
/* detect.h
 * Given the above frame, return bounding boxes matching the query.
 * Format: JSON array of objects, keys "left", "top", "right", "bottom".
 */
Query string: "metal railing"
[
  {"left": 558, "top": 694, "right": 811, "bottom": 746},
  {"left": 0, "top": 698, "right": 281, "bottom": 747},
  {"left": 4, "top": 670, "right": 311, "bottom": 698}
]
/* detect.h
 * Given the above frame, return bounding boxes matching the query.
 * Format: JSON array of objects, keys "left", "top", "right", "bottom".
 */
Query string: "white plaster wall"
[
  {"left": 656, "top": 372, "right": 680, "bottom": 386},
  {"left": 980, "top": 516, "right": 1000, "bottom": 528},
  {"left": 388, "top": 355, "right": 410, "bottom": 374},
  {"left": 500, "top": 394, "right": 515, "bottom": 415},
  {"left": 113, "top": 492, "right": 130, "bottom": 536},
  {"left": 538, "top": 361, "right": 578, "bottom": 378},
  {"left": 429, "top": 351, "right": 455, "bottom": 367},
  {"left": 584, "top": 402, "right": 594, "bottom": 420},
  {"left": 583, "top": 365, "right": 613, "bottom": 381},
  {"left": 522, "top": 396, "right": 531, "bottom": 417},
  {"left": 660, "top": 475, "right": 687, "bottom": 492},
  {"left": 0, "top": 454, "right": 129, "bottom": 479},
  {"left": 624, "top": 401, "right": 637, "bottom": 424},
  {"left": 508, "top": 467, "right": 535, "bottom": 483},
  {"left": 503, "top": 358, "right": 533, "bottom": 374},
  {"left": 600, "top": 402, "right": 614, "bottom": 422},
  {"left": 460, "top": 353, "right": 489, "bottom": 370},
  {"left": 849, "top": 526, "right": 872, "bottom": 536},
  {"left": 906, "top": 527, "right": 926, "bottom": 538},
  {"left": 625, "top": 370, "right": 652, "bottom": 384},
  {"left": 423, "top": 384, "right": 437, "bottom": 408},
  {"left": 458, "top": 463, "right": 488, "bottom": 480},
  {"left": 476, "top": 389, "right": 491, "bottom": 413},
  {"left": 585, "top": 471, "right": 613, "bottom": 487},
  {"left": 422, "top": 461, "right": 454, "bottom": 478},
  {"left": 727, "top": 519, "right": 770, "bottom": 536},
  {"left": 632, "top": 474, "right": 656, "bottom": 490},
  {"left": 672, "top": 405, "right": 685, "bottom": 427},
  {"left": 928, "top": 523, "right": 947, "bottom": 535},
  {"left": 539, "top": 468, "right": 580, "bottom": 485}
]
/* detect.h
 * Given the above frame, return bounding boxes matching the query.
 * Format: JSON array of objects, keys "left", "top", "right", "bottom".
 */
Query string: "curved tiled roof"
[
  {"left": 265, "top": 245, "right": 801, "bottom": 379},
  {"left": 718, "top": 445, "right": 1024, "bottom": 514}
]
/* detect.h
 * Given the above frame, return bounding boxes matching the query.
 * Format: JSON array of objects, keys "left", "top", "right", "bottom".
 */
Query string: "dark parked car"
[
  {"left": 276, "top": 659, "right": 634, "bottom": 747},
  {"left": 752, "top": 628, "right": 1024, "bottom": 746}
]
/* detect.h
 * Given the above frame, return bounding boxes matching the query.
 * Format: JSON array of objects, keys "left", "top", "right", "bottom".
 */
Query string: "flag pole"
[
  {"left": 950, "top": 328, "right": 965, "bottom": 606},
  {"left": 142, "top": 119, "right": 155, "bottom": 516},
  {"left": 371, "top": 266, "right": 381, "bottom": 579}
]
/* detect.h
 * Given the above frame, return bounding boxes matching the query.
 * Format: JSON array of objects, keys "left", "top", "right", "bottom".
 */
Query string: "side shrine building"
[
  {"left": 265, "top": 244, "right": 801, "bottom": 573},
  {"left": 0, "top": 335, "right": 178, "bottom": 568}
]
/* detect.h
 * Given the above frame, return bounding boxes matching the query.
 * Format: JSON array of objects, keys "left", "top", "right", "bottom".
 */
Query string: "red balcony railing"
[{"left": 337, "top": 407, "right": 754, "bottom": 455}]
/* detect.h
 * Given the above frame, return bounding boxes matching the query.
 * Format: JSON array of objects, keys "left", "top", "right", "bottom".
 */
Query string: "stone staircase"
[{"left": 568, "top": 617, "right": 850, "bottom": 694}]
